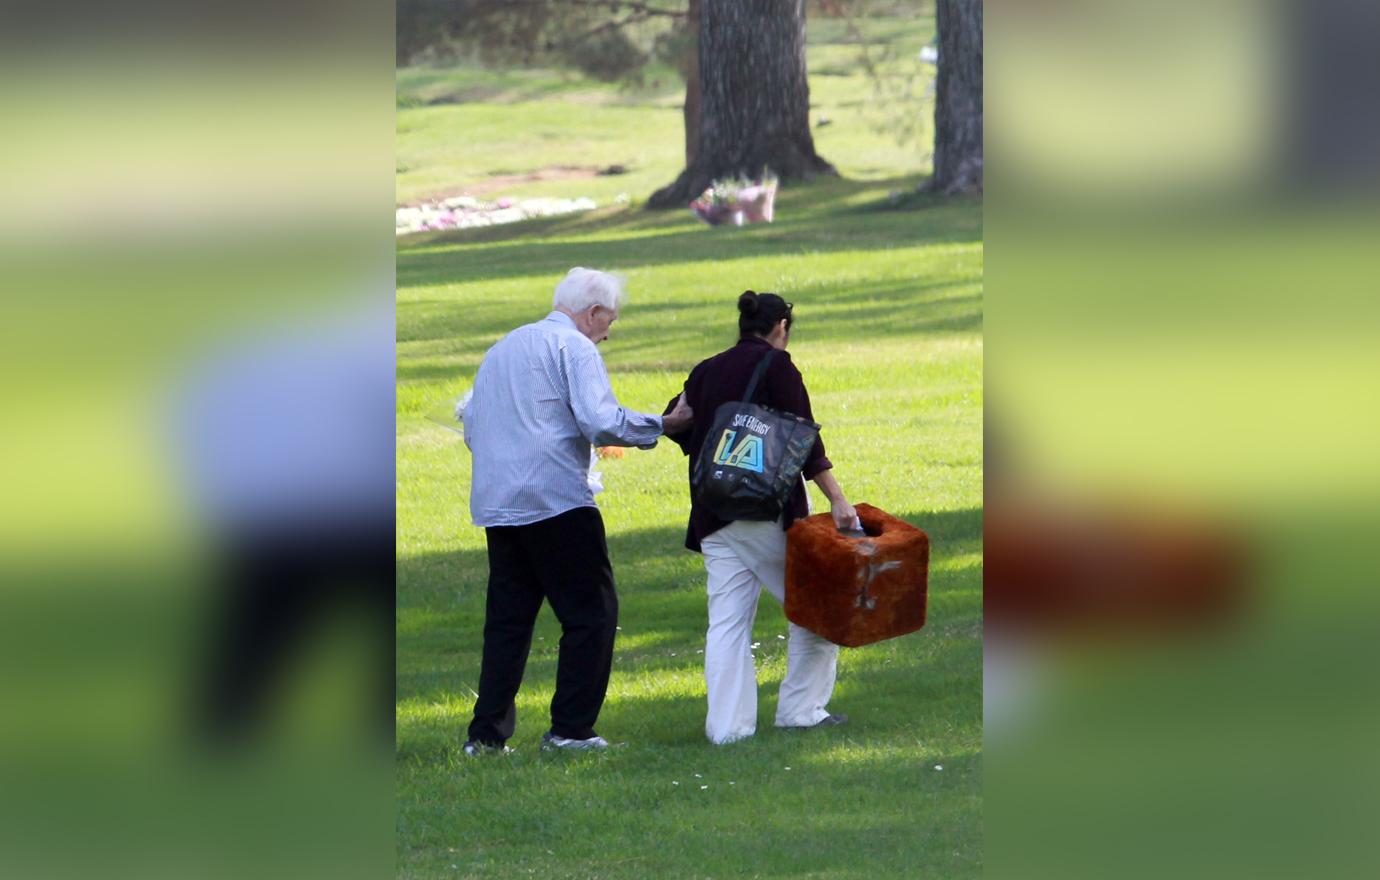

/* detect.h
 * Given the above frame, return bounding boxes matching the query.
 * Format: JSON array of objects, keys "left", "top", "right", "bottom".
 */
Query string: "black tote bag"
[{"left": 691, "top": 350, "right": 821, "bottom": 522}]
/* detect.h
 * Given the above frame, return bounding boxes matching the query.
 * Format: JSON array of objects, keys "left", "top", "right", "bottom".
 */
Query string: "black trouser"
[{"left": 467, "top": 506, "right": 618, "bottom": 745}]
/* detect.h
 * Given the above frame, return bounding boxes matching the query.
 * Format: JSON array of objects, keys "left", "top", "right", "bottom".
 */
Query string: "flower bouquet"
[{"left": 689, "top": 172, "right": 778, "bottom": 226}]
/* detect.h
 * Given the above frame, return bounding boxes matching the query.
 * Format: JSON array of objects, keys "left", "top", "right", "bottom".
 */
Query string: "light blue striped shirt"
[{"left": 464, "top": 311, "right": 664, "bottom": 527}]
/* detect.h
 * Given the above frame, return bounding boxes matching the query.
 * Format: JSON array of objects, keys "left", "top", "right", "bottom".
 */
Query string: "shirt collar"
[
  {"left": 545, "top": 310, "right": 577, "bottom": 329},
  {"left": 738, "top": 335, "right": 773, "bottom": 349}
]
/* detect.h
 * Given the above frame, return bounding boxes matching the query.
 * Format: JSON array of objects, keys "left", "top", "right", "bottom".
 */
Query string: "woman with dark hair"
[{"left": 663, "top": 291, "right": 859, "bottom": 745}]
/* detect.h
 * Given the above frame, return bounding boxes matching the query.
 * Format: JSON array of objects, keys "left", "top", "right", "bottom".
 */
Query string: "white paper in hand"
[
  {"left": 587, "top": 447, "right": 604, "bottom": 495},
  {"left": 423, "top": 388, "right": 471, "bottom": 436}
]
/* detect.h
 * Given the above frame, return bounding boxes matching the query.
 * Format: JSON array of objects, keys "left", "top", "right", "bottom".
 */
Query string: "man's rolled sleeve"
[{"left": 568, "top": 346, "right": 662, "bottom": 448}]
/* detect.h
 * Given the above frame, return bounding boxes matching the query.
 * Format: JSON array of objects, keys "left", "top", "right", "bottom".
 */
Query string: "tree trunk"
[
  {"left": 683, "top": 0, "right": 702, "bottom": 168},
  {"left": 926, "top": 0, "right": 983, "bottom": 195},
  {"left": 648, "top": 0, "right": 836, "bottom": 208}
]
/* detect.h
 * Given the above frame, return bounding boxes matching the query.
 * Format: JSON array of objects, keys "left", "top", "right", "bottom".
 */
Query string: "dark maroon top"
[{"left": 662, "top": 336, "right": 832, "bottom": 552}]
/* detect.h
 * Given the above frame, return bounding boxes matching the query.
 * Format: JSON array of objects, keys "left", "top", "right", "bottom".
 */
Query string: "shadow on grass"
[
  {"left": 396, "top": 505, "right": 982, "bottom": 878},
  {"left": 397, "top": 508, "right": 979, "bottom": 612},
  {"left": 396, "top": 276, "right": 983, "bottom": 387},
  {"left": 396, "top": 176, "right": 980, "bottom": 286},
  {"left": 395, "top": 174, "right": 983, "bottom": 392},
  {"left": 397, "top": 507, "right": 981, "bottom": 752}
]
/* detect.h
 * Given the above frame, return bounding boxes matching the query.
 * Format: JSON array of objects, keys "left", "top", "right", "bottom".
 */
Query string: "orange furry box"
[
  {"left": 785, "top": 503, "right": 929, "bottom": 647},
  {"left": 595, "top": 446, "right": 626, "bottom": 459}
]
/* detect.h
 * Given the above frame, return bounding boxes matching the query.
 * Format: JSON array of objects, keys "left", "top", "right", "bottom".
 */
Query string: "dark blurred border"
[
  {"left": 0, "top": 2, "right": 396, "bottom": 878},
  {"left": 987, "top": 1, "right": 1380, "bottom": 877}
]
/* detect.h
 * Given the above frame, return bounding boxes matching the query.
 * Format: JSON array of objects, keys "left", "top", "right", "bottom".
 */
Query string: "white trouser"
[{"left": 700, "top": 519, "right": 839, "bottom": 744}]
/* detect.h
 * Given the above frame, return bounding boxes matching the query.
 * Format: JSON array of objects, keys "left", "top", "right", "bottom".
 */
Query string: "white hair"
[{"left": 552, "top": 267, "right": 626, "bottom": 314}]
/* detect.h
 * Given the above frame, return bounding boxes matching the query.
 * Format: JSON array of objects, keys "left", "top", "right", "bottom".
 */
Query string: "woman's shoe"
[{"left": 781, "top": 713, "right": 849, "bottom": 730}]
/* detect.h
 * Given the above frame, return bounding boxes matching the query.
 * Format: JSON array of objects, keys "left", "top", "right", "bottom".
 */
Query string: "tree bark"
[
  {"left": 926, "top": 0, "right": 983, "bottom": 195},
  {"left": 648, "top": 0, "right": 836, "bottom": 208},
  {"left": 683, "top": 0, "right": 702, "bottom": 167}
]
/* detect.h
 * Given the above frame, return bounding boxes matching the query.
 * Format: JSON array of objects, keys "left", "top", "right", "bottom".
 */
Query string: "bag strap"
[{"left": 742, "top": 349, "right": 777, "bottom": 404}]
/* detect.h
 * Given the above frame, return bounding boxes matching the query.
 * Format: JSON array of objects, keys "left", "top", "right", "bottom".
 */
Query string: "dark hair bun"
[
  {"left": 736, "top": 289, "right": 792, "bottom": 339},
  {"left": 738, "top": 290, "right": 759, "bottom": 316}
]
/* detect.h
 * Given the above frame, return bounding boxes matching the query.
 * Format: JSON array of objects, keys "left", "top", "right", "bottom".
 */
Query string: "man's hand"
[{"left": 662, "top": 392, "right": 694, "bottom": 435}]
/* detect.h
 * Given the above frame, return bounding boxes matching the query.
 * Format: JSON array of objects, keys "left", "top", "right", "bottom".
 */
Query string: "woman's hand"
[
  {"left": 830, "top": 499, "right": 860, "bottom": 532},
  {"left": 812, "top": 468, "right": 860, "bottom": 531}
]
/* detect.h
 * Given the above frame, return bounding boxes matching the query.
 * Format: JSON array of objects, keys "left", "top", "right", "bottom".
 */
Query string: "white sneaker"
[
  {"left": 779, "top": 713, "right": 849, "bottom": 731},
  {"left": 541, "top": 731, "right": 610, "bottom": 751},
  {"left": 462, "top": 740, "right": 512, "bottom": 757}
]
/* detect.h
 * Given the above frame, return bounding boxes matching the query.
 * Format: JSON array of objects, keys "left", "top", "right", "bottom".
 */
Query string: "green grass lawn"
[{"left": 397, "top": 7, "right": 978, "bottom": 879}]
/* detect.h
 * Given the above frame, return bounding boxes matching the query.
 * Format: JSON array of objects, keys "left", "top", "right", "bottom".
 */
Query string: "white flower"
[{"left": 488, "top": 208, "right": 525, "bottom": 225}]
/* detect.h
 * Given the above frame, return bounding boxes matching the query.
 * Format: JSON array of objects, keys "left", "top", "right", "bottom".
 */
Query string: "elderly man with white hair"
[{"left": 461, "top": 268, "right": 693, "bottom": 755}]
